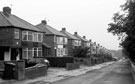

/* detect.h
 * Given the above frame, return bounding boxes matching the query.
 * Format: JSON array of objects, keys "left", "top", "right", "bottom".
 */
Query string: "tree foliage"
[
  {"left": 107, "top": 0, "right": 135, "bottom": 61},
  {"left": 71, "top": 47, "right": 90, "bottom": 58}
]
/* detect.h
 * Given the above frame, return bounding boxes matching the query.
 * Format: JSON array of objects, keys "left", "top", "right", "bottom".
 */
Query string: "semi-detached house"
[
  {"left": 36, "top": 20, "right": 68, "bottom": 57},
  {"left": 0, "top": 7, "right": 44, "bottom": 61},
  {"left": 60, "top": 28, "right": 81, "bottom": 56}
]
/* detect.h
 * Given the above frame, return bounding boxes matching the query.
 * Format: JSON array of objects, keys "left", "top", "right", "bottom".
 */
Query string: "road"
[{"left": 52, "top": 60, "right": 134, "bottom": 84}]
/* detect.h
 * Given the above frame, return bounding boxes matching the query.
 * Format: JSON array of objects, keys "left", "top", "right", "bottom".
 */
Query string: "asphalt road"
[{"left": 52, "top": 60, "right": 134, "bottom": 84}]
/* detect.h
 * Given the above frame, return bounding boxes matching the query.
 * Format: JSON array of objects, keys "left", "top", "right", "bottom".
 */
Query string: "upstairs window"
[
  {"left": 33, "top": 33, "right": 38, "bottom": 42},
  {"left": 38, "top": 33, "right": 43, "bottom": 42},
  {"left": 63, "top": 37, "right": 67, "bottom": 44},
  {"left": 14, "top": 29, "right": 19, "bottom": 39},
  {"left": 22, "top": 31, "right": 43, "bottom": 42},
  {"left": 28, "top": 31, "right": 33, "bottom": 41},
  {"left": 22, "top": 31, "right": 28, "bottom": 41}
]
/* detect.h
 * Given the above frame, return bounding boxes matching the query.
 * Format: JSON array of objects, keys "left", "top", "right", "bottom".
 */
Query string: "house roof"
[
  {"left": 0, "top": 12, "right": 42, "bottom": 32},
  {"left": 74, "top": 33, "right": 88, "bottom": 42},
  {"left": 60, "top": 30, "right": 80, "bottom": 40},
  {"left": 36, "top": 23, "right": 66, "bottom": 37}
]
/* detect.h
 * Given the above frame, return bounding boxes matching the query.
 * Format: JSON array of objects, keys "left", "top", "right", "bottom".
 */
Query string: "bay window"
[
  {"left": 23, "top": 47, "right": 42, "bottom": 59},
  {"left": 22, "top": 31, "right": 43, "bottom": 42}
]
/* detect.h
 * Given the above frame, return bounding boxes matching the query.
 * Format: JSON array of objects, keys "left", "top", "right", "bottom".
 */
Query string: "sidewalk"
[{"left": 1, "top": 61, "right": 114, "bottom": 84}]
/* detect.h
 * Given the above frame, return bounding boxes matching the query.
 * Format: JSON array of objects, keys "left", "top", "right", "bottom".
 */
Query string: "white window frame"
[
  {"left": 33, "top": 47, "right": 42, "bottom": 57},
  {"left": 28, "top": 31, "right": 33, "bottom": 41},
  {"left": 14, "top": 29, "right": 19, "bottom": 39},
  {"left": 22, "top": 31, "right": 28, "bottom": 41}
]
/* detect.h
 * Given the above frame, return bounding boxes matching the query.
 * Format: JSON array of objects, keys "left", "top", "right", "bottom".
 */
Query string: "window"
[
  {"left": 28, "top": 31, "right": 33, "bottom": 41},
  {"left": 54, "top": 36, "right": 57, "bottom": 43},
  {"left": 63, "top": 37, "right": 67, "bottom": 44},
  {"left": 33, "top": 48, "right": 38, "bottom": 57},
  {"left": 23, "top": 48, "right": 33, "bottom": 59},
  {"left": 38, "top": 33, "right": 43, "bottom": 42},
  {"left": 22, "top": 47, "right": 42, "bottom": 59},
  {"left": 14, "top": 29, "right": 19, "bottom": 39},
  {"left": 33, "top": 47, "right": 42, "bottom": 57},
  {"left": 57, "top": 37, "right": 60, "bottom": 44},
  {"left": 38, "top": 48, "right": 42, "bottom": 57},
  {"left": 56, "top": 48, "right": 66, "bottom": 57},
  {"left": 22, "top": 31, "right": 28, "bottom": 41},
  {"left": 57, "top": 48, "right": 61, "bottom": 57},
  {"left": 60, "top": 37, "right": 63, "bottom": 44},
  {"left": 33, "top": 33, "right": 38, "bottom": 42},
  {"left": 22, "top": 31, "right": 43, "bottom": 42}
]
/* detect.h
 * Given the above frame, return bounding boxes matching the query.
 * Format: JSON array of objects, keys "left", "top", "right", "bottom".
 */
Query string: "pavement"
[{"left": 0, "top": 61, "right": 114, "bottom": 84}]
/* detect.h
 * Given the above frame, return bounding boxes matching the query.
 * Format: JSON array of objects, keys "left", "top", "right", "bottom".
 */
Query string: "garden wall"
[{"left": 66, "top": 63, "right": 80, "bottom": 70}]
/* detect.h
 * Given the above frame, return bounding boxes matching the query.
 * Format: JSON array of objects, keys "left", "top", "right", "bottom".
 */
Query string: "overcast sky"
[{"left": 0, "top": 0, "right": 125, "bottom": 50}]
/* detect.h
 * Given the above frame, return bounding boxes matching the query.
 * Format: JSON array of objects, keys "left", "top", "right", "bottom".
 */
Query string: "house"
[
  {"left": 0, "top": 7, "right": 44, "bottom": 61},
  {"left": 83, "top": 36, "right": 90, "bottom": 47},
  {"left": 60, "top": 28, "right": 81, "bottom": 56},
  {"left": 36, "top": 20, "right": 68, "bottom": 57},
  {"left": 73, "top": 32, "right": 89, "bottom": 48}
]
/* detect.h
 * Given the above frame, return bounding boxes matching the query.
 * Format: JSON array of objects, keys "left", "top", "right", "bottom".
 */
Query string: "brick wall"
[
  {"left": 0, "top": 28, "right": 14, "bottom": 46},
  {"left": 44, "top": 35, "right": 55, "bottom": 56}
]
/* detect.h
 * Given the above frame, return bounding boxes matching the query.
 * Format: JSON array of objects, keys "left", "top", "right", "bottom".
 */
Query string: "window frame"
[{"left": 14, "top": 29, "right": 20, "bottom": 39}]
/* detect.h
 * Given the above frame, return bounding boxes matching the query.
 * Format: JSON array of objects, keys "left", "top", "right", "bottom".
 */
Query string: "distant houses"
[
  {"left": 60, "top": 28, "right": 81, "bottom": 56},
  {"left": 0, "top": 6, "right": 113, "bottom": 59}
]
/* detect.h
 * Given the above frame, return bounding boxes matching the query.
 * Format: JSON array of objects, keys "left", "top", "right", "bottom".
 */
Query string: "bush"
[{"left": 71, "top": 47, "right": 90, "bottom": 58}]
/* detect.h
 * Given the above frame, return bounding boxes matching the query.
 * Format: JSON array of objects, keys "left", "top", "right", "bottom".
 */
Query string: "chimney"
[
  {"left": 83, "top": 36, "right": 86, "bottom": 39},
  {"left": 62, "top": 28, "right": 66, "bottom": 31},
  {"left": 3, "top": 7, "right": 11, "bottom": 17},
  {"left": 89, "top": 39, "right": 92, "bottom": 42},
  {"left": 41, "top": 20, "right": 47, "bottom": 25},
  {"left": 74, "top": 32, "right": 78, "bottom": 35}
]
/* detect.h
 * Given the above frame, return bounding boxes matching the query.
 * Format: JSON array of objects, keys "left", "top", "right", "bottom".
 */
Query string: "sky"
[{"left": 0, "top": 0, "right": 125, "bottom": 50}]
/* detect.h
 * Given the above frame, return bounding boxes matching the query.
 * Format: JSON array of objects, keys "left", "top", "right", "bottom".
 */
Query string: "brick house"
[
  {"left": 0, "top": 7, "right": 44, "bottom": 61},
  {"left": 73, "top": 32, "right": 89, "bottom": 48},
  {"left": 60, "top": 28, "right": 81, "bottom": 56},
  {"left": 36, "top": 20, "right": 68, "bottom": 57}
]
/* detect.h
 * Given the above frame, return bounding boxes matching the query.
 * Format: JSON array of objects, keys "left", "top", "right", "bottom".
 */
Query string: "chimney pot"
[{"left": 41, "top": 20, "right": 47, "bottom": 25}]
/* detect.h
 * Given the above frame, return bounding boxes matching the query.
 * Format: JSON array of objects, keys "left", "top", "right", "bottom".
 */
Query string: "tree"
[
  {"left": 71, "top": 47, "right": 90, "bottom": 58},
  {"left": 107, "top": 0, "right": 135, "bottom": 61}
]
